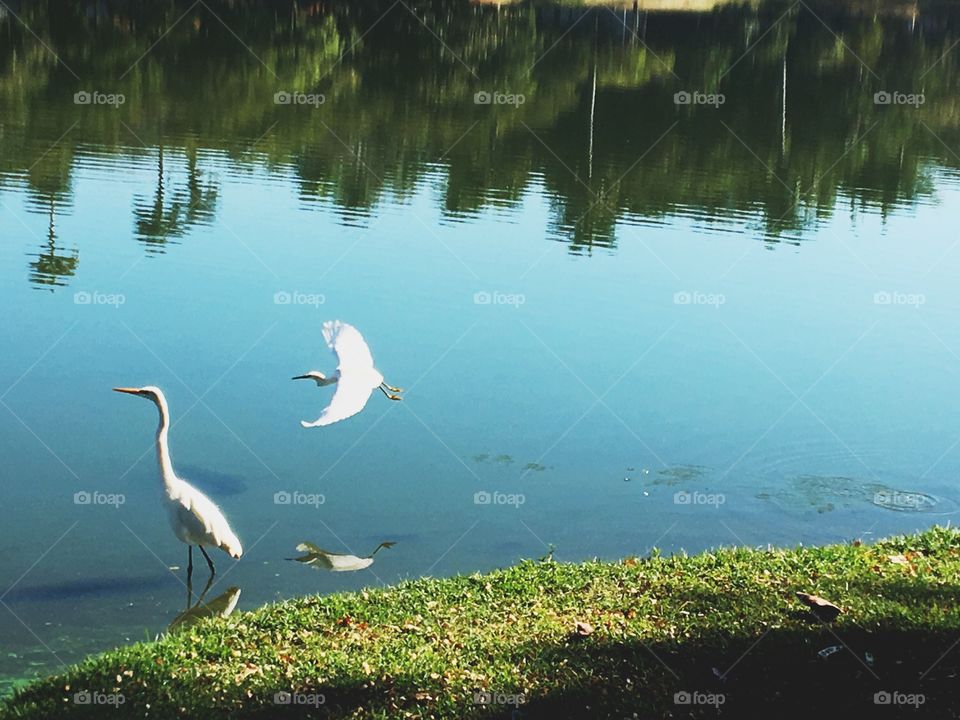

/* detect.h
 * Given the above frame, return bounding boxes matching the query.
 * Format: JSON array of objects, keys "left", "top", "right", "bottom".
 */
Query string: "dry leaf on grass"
[{"left": 796, "top": 592, "right": 842, "bottom": 622}]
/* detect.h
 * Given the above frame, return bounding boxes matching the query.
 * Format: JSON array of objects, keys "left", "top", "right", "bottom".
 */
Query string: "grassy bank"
[{"left": 4, "top": 528, "right": 960, "bottom": 718}]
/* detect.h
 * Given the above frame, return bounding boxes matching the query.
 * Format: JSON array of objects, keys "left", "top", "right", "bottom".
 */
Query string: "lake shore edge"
[{"left": 4, "top": 526, "right": 960, "bottom": 718}]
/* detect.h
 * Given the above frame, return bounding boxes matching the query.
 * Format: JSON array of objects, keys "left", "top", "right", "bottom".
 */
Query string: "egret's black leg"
[
  {"left": 381, "top": 380, "right": 404, "bottom": 393},
  {"left": 199, "top": 545, "right": 216, "bottom": 577},
  {"left": 187, "top": 546, "right": 194, "bottom": 605}
]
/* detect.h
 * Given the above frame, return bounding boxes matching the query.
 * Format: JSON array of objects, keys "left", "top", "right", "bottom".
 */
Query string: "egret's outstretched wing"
[
  {"left": 300, "top": 381, "right": 376, "bottom": 427},
  {"left": 323, "top": 321, "right": 375, "bottom": 373},
  {"left": 302, "top": 321, "right": 381, "bottom": 427}
]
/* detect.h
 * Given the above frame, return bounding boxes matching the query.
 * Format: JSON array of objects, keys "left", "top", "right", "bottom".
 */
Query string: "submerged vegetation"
[{"left": 3, "top": 526, "right": 960, "bottom": 718}]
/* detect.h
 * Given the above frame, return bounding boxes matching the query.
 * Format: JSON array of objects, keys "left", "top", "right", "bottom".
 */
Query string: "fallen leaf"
[
  {"left": 574, "top": 621, "right": 594, "bottom": 637},
  {"left": 796, "top": 592, "right": 842, "bottom": 621}
]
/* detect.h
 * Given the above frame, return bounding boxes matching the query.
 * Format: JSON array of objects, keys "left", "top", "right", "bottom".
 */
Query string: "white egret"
[
  {"left": 293, "top": 320, "right": 403, "bottom": 428},
  {"left": 113, "top": 386, "right": 243, "bottom": 589},
  {"left": 287, "top": 541, "right": 396, "bottom": 572}
]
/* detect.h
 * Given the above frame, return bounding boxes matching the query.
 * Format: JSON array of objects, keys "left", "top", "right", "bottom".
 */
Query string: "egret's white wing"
[
  {"left": 167, "top": 480, "right": 243, "bottom": 558},
  {"left": 323, "top": 321, "right": 375, "bottom": 373},
  {"left": 300, "top": 380, "right": 376, "bottom": 427}
]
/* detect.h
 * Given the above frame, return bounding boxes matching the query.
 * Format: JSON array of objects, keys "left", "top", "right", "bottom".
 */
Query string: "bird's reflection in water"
[
  {"left": 287, "top": 541, "right": 396, "bottom": 572},
  {"left": 167, "top": 585, "right": 242, "bottom": 634}
]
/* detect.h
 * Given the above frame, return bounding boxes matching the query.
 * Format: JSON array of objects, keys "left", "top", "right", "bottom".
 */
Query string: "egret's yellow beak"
[{"left": 113, "top": 387, "right": 141, "bottom": 395}]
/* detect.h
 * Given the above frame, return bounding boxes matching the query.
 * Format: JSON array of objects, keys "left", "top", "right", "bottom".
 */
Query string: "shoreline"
[{"left": 4, "top": 526, "right": 960, "bottom": 717}]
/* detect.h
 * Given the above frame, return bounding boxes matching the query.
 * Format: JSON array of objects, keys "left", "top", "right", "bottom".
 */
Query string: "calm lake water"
[{"left": 3, "top": 0, "right": 960, "bottom": 694}]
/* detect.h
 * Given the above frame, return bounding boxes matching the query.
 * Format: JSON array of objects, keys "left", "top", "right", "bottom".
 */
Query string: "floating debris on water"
[
  {"left": 757, "top": 475, "right": 956, "bottom": 515},
  {"left": 644, "top": 465, "right": 708, "bottom": 486}
]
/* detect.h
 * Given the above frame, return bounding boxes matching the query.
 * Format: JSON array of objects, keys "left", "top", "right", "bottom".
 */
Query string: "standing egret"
[
  {"left": 113, "top": 386, "right": 243, "bottom": 591},
  {"left": 287, "top": 541, "right": 396, "bottom": 572},
  {"left": 293, "top": 320, "right": 403, "bottom": 428}
]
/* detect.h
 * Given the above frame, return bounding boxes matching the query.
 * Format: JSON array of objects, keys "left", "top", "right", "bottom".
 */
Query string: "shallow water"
[{"left": 2, "top": 0, "right": 960, "bottom": 694}]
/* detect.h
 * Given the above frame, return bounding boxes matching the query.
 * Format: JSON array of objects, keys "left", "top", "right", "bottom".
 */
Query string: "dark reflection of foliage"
[
  {"left": 0, "top": 0, "right": 959, "bottom": 288},
  {"left": 27, "top": 201, "right": 79, "bottom": 290},
  {"left": 133, "top": 145, "right": 219, "bottom": 252}
]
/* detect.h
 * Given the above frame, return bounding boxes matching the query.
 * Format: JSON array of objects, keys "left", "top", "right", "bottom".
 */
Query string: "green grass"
[{"left": 4, "top": 527, "right": 960, "bottom": 718}]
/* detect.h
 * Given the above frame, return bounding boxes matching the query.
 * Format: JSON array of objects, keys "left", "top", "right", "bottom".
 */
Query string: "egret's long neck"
[{"left": 153, "top": 397, "right": 176, "bottom": 488}]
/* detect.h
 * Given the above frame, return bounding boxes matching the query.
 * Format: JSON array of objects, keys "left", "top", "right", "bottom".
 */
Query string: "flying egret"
[
  {"left": 287, "top": 541, "right": 396, "bottom": 572},
  {"left": 113, "top": 386, "right": 243, "bottom": 590},
  {"left": 293, "top": 320, "right": 403, "bottom": 428}
]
